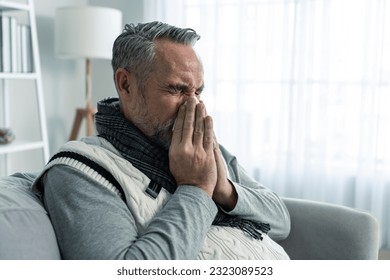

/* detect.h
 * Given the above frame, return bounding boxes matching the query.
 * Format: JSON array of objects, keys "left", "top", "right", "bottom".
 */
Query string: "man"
[{"left": 34, "top": 21, "right": 290, "bottom": 259}]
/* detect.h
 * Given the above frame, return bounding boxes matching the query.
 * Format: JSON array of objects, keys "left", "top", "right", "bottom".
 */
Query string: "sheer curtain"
[{"left": 145, "top": 0, "right": 390, "bottom": 249}]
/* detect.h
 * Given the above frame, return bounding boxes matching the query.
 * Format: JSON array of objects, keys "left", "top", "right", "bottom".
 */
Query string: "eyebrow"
[{"left": 168, "top": 83, "right": 204, "bottom": 92}]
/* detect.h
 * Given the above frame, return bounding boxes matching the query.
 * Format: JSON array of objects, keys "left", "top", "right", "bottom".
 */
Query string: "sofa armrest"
[
  {"left": 0, "top": 172, "right": 61, "bottom": 260},
  {"left": 277, "top": 197, "right": 379, "bottom": 260}
]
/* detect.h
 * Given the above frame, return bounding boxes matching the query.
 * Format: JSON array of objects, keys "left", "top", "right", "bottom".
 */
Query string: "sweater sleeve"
[
  {"left": 220, "top": 146, "right": 291, "bottom": 241},
  {"left": 42, "top": 165, "right": 217, "bottom": 260}
]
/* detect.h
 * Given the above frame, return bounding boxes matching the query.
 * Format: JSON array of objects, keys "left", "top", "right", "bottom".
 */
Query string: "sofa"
[{"left": 0, "top": 172, "right": 380, "bottom": 260}]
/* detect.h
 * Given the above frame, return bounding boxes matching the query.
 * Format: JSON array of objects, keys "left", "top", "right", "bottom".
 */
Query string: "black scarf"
[
  {"left": 95, "top": 98, "right": 176, "bottom": 194},
  {"left": 95, "top": 97, "right": 270, "bottom": 240}
]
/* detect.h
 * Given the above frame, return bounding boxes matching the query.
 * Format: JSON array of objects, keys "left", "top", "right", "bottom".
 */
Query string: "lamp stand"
[{"left": 69, "top": 58, "right": 97, "bottom": 140}]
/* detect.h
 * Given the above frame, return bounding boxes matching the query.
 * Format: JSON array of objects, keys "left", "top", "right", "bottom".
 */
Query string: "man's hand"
[
  {"left": 169, "top": 98, "right": 217, "bottom": 197},
  {"left": 212, "top": 137, "right": 238, "bottom": 211}
]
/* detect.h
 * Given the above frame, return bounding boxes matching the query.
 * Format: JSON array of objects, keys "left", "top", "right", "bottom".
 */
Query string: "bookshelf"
[{"left": 0, "top": 0, "right": 49, "bottom": 175}]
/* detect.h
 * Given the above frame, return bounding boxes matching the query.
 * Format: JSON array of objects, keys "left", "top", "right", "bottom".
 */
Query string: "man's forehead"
[
  {"left": 154, "top": 39, "right": 199, "bottom": 64},
  {"left": 153, "top": 40, "right": 203, "bottom": 86}
]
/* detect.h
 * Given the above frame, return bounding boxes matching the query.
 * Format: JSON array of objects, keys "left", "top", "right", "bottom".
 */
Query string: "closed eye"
[
  {"left": 165, "top": 84, "right": 204, "bottom": 96},
  {"left": 167, "top": 85, "right": 186, "bottom": 95},
  {"left": 196, "top": 84, "right": 205, "bottom": 95}
]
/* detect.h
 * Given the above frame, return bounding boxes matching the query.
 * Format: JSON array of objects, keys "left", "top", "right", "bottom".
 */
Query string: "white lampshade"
[{"left": 55, "top": 6, "right": 122, "bottom": 60}]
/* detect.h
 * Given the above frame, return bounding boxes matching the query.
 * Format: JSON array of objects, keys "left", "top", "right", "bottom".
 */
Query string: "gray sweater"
[{"left": 42, "top": 146, "right": 290, "bottom": 259}]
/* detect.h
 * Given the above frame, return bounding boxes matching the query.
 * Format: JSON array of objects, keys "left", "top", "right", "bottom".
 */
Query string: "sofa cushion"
[{"left": 0, "top": 172, "right": 61, "bottom": 259}]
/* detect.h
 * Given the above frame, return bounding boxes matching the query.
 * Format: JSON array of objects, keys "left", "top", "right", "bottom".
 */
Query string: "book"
[
  {"left": 0, "top": 16, "right": 33, "bottom": 73},
  {"left": 1, "top": 15, "right": 11, "bottom": 72},
  {"left": 16, "top": 24, "right": 22, "bottom": 72},
  {"left": 10, "top": 16, "right": 18, "bottom": 72},
  {"left": 0, "top": 16, "right": 2, "bottom": 71},
  {"left": 20, "top": 24, "right": 32, "bottom": 73}
]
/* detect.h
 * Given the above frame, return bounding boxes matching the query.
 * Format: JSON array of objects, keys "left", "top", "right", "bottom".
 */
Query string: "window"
[{"left": 147, "top": 0, "right": 390, "bottom": 249}]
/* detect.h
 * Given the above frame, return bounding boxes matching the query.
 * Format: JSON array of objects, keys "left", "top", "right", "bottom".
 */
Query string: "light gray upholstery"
[
  {"left": 278, "top": 198, "right": 380, "bottom": 260},
  {"left": 0, "top": 172, "right": 379, "bottom": 260},
  {"left": 0, "top": 172, "right": 60, "bottom": 260}
]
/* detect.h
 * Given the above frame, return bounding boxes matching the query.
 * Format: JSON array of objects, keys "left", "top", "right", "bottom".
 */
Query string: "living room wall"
[{"left": 2, "top": 0, "right": 145, "bottom": 174}]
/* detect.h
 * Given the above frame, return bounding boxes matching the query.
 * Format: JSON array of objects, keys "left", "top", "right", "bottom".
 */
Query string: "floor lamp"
[{"left": 55, "top": 6, "right": 122, "bottom": 140}]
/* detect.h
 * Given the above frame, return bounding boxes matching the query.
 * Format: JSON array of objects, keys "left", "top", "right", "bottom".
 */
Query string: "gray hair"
[{"left": 112, "top": 21, "right": 201, "bottom": 93}]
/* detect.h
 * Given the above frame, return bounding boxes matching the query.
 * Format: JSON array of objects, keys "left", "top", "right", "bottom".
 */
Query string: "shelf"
[
  {"left": 0, "top": 72, "right": 37, "bottom": 79},
  {"left": 0, "top": 139, "right": 45, "bottom": 154},
  {"left": 1, "top": 0, "right": 49, "bottom": 175},
  {"left": 0, "top": 1, "right": 29, "bottom": 12}
]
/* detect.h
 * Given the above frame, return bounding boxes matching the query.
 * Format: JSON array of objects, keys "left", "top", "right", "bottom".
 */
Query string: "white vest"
[{"left": 41, "top": 137, "right": 288, "bottom": 260}]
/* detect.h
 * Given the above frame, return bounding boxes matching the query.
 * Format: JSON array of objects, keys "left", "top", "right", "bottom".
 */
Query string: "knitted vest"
[{"left": 36, "top": 136, "right": 288, "bottom": 260}]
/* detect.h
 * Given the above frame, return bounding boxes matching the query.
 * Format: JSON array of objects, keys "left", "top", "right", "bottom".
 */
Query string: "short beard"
[
  {"left": 149, "top": 118, "right": 176, "bottom": 150},
  {"left": 129, "top": 90, "right": 175, "bottom": 150}
]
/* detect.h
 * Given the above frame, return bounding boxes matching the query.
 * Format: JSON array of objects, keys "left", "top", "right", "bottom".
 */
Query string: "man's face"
[{"left": 122, "top": 39, "right": 204, "bottom": 148}]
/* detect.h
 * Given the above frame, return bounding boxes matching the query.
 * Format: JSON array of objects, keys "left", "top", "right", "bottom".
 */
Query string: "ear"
[{"left": 115, "top": 68, "right": 137, "bottom": 100}]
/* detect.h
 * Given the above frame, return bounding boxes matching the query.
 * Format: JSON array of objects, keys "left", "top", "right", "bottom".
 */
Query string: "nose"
[{"left": 182, "top": 95, "right": 200, "bottom": 106}]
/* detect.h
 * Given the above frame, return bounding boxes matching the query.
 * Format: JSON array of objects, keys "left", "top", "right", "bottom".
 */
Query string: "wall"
[
  {"left": 3, "top": 0, "right": 144, "bottom": 174},
  {"left": 88, "top": 0, "right": 145, "bottom": 123}
]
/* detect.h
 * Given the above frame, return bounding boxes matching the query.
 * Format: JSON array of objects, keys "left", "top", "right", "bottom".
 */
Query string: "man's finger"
[
  {"left": 203, "top": 116, "right": 214, "bottom": 151},
  {"left": 193, "top": 103, "right": 206, "bottom": 146},
  {"left": 181, "top": 98, "right": 197, "bottom": 143},
  {"left": 171, "top": 103, "right": 186, "bottom": 146}
]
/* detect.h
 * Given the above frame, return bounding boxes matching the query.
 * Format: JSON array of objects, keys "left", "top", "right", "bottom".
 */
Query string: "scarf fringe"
[{"left": 213, "top": 213, "right": 270, "bottom": 240}]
